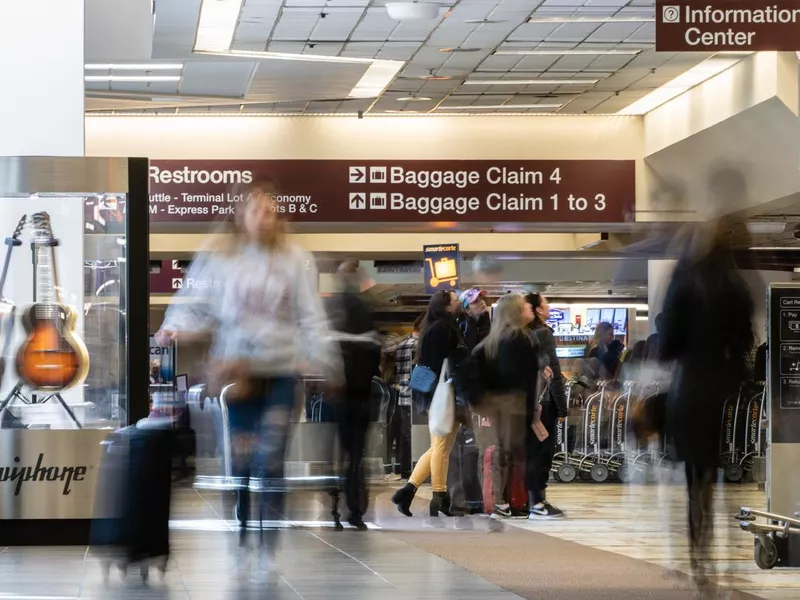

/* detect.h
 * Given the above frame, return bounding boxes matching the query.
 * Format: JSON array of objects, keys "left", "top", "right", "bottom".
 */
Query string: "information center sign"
[
  {"left": 769, "top": 285, "right": 800, "bottom": 442},
  {"left": 148, "top": 160, "right": 635, "bottom": 224},
  {"left": 656, "top": 0, "right": 800, "bottom": 51}
]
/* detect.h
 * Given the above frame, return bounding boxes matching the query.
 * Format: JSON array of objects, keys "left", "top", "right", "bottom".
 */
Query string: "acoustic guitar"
[
  {"left": 0, "top": 216, "right": 26, "bottom": 387},
  {"left": 16, "top": 212, "right": 89, "bottom": 391}
]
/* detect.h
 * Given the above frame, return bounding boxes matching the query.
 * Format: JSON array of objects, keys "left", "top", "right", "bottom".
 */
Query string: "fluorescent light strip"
[
  {"left": 396, "top": 96, "right": 433, "bottom": 101},
  {"left": 348, "top": 60, "right": 404, "bottom": 98},
  {"left": 194, "top": 0, "right": 245, "bottom": 53},
  {"left": 222, "top": 49, "right": 375, "bottom": 65},
  {"left": 494, "top": 49, "right": 642, "bottom": 56},
  {"left": 617, "top": 55, "right": 744, "bottom": 115},
  {"left": 749, "top": 247, "right": 800, "bottom": 251},
  {"left": 528, "top": 16, "right": 653, "bottom": 23},
  {"left": 85, "top": 63, "right": 184, "bottom": 70},
  {"left": 463, "top": 79, "right": 598, "bottom": 85},
  {"left": 85, "top": 75, "right": 182, "bottom": 83},
  {"left": 436, "top": 103, "right": 563, "bottom": 110}
]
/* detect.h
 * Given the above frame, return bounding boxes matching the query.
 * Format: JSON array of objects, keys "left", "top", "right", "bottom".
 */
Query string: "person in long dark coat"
[{"left": 659, "top": 221, "right": 754, "bottom": 588}]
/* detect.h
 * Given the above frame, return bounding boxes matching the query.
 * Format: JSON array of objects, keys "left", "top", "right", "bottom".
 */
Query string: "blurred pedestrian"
[
  {"left": 155, "top": 179, "right": 340, "bottom": 584},
  {"left": 459, "top": 287, "right": 490, "bottom": 350},
  {"left": 326, "top": 261, "right": 382, "bottom": 530},
  {"left": 387, "top": 315, "right": 423, "bottom": 480},
  {"left": 391, "top": 290, "right": 469, "bottom": 521},
  {"left": 473, "top": 293, "right": 538, "bottom": 518},
  {"left": 660, "top": 220, "right": 754, "bottom": 589},
  {"left": 524, "top": 293, "right": 568, "bottom": 519}
]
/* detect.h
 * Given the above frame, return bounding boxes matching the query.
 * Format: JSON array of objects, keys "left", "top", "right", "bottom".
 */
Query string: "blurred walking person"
[
  {"left": 660, "top": 220, "right": 753, "bottom": 590},
  {"left": 524, "top": 293, "right": 568, "bottom": 519},
  {"left": 155, "top": 179, "right": 340, "bottom": 584},
  {"left": 326, "top": 261, "right": 382, "bottom": 530},
  {"left": 391, "top": 290, "right": 468, "bottom": 521},
  {"left": 473, "top": 293, "right": 538, "bottom": 518},
  {"left": 388, "top": 315, "right": 423, "bottom": 481}
]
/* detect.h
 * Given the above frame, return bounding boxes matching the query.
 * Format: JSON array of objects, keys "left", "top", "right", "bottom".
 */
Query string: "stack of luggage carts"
[{"left": 549, "top": 378, "right": 766, "bottom": 485}]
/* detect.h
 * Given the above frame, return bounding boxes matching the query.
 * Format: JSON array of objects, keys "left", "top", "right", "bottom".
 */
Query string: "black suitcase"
[
  {"left": 447, "top": 427, "right": 483, "bottom": 513},
  {"left": 92, "top": 426, "right": 173, "bottom": 582}
]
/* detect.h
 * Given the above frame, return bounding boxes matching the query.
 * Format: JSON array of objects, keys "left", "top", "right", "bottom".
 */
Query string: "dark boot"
[
  {"left": 429, "top": 492, "right": 455, "bottom": 517},
  {"left": 391, "top": 483, "right": 416, "bottom": 517}
]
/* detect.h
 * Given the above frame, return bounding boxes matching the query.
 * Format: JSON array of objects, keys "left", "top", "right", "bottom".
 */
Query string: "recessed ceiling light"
[
  {"left": 421, "top": 75, "right": 453, "bottom": 80},
  {"left": 494, "top": 48, "right": 642, "bottom": 56},
  {"left": 436, "top": 103, "right": 563, "bottom": 110},
  {"left": 527, "top": 16, "right": 654, "bottom": 23},
  {"left": 465, "top": 19, "right": 508, "bottom": 24},
  {"left": 439, "top": 48, "right": 483, "bottom": 53},
  {"left": 85, "top": 63, "right": 184, "bottom": 71},
  {"left": 84, "top": 75, "right": 182, "bottom": 83},
  {"left": 463, "top": 78, "right": 598, "bottom": 85},
  {"left": 396, "top": 96, "right": 433, "bottom": 101}
]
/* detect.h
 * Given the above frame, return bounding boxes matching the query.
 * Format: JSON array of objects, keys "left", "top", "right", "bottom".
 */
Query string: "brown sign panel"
[
  {"left": 656, "top": 0, "right": 800, "bottom": 51},
  {"left": 149, "top": 160, "right": 635, "bottom": 224}
]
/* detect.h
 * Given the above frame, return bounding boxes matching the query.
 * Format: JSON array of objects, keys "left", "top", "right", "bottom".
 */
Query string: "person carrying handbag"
[{"left": 391, "top": 290, "right": 469, "bottom": 522}]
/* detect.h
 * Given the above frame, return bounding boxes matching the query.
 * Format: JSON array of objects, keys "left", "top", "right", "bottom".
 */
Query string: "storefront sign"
[
  {"left": 149, "top": 160, "right": 635, "bottom": 224},
  {"left": 423, "top": 244, "right": 460, "bottom": 294},
  {"left": 547, "top": 308, "right": 566, "bottom": 324},
  {"left": 656, "top": 0, "right": 800, "bottom": 51}
]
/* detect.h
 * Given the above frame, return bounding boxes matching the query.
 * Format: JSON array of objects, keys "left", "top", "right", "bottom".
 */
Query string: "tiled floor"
[{"left": 1, "top": 475, "right": 798, "bottom": 600}]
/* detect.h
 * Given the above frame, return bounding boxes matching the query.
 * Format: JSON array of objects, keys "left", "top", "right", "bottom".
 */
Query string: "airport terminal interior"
[{"left": 4, "top": 0, "right": 800, "bottom": 599}]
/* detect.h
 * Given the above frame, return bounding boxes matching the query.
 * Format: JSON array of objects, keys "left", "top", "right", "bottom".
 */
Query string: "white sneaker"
[{"left": 250, "top": 549, "right": 281, "bottom": 586}]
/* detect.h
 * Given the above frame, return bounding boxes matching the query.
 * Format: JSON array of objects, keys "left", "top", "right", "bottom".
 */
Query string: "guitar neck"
[{"left": 35, "top": 244, "right": 60, "bottom": 307}]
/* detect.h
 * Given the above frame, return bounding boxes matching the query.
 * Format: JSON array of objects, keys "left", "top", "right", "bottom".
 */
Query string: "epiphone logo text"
[
  {"left": 0, "top": 454, "right": 88, "bottom": 496},
  {"left": 149, "top": 166, "right": 253, "bottom": 186}
]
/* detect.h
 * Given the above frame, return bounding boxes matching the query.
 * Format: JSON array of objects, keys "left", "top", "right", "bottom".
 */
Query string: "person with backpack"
[
  {"left": 391, "top": 290, "right": 469, "bottom": 521},
  {"left": 459, "top": 287, "right": 491, "bottom": 350},
  {"left": 473, "top": 293, "right": 538, "bottom": 518},
  {"left": 524, "top": 292, "right": 568, "bottom": 519}
]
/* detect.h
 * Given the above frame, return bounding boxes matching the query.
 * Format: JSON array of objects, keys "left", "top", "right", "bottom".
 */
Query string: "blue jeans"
[{"left": 228, "top": 377, "right": 294, "bottom": 544}]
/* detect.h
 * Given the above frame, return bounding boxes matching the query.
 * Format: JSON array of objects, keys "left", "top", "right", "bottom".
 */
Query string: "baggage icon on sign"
[{"left": 425, "top": 257, "right": 458, "bottom": 288}]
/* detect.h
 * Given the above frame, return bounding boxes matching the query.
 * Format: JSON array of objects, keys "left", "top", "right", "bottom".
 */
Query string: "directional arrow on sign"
[
  {"left": 349, "top": 166, "right": 366, "bottom": 184},
  {"left": 349, "top": 193, "right": 367, "bottom": 210}
]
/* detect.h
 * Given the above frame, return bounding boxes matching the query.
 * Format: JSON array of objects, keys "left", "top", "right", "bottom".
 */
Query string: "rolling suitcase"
[
  {"left": 447, "top": 427, "right": 483, "bottom": 513},
  {"left": 92, "top": 426, "right": 173, "bottom": 582},
  {"left": 482, "top": 445, "right": 527, "bottom": 516}
]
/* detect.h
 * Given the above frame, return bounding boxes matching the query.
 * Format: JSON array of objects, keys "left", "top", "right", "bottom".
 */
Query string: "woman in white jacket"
[{"left": 156, "top": 179, "right": 340, "bottom": 585}]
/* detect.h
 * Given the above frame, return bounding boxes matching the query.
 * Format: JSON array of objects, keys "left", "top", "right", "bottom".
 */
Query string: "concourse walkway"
[{"left": 1, "top": 478, "right": 793, "bottom": 600}]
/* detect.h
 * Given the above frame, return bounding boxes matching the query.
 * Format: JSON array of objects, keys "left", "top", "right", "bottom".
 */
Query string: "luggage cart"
[
  {"left": 736, "top": 507, "right": 800, "bottom": 570},
  {"left": 719, "top": 385, "right": 745, "bottom": 483},
  {"left": 739, "top": 384, "right": 766, "bottom": 479},
  {"left": 574, "top": 381, "right": 611, "bottom": 483},
  {"left": 551, "top": 380, "right": 580, "bottom": 483},
  {"left": 604, "top": 381, "right": 634, "bottom": 483}
]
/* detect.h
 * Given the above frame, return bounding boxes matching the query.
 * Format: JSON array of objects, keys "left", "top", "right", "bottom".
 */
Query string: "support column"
[
  {"left": 0, "top": 1, "right": 84, "bottom": 156},
  {"left": 648, "top": 260, "right": 676, "bottom": 333}
]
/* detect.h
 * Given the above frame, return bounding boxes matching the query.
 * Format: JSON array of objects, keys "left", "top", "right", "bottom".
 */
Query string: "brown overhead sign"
[
  {"left": 148, "top": 159, "right": 635, "bottom": 224},
  {"left": 656, "top": 0, "right": 800, "bottom": 51}
]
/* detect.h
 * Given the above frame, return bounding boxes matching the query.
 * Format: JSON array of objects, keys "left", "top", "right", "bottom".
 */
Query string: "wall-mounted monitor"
[
  {"left": 586, "top": 309, "right": 601, "bottom": 328},
  {"left": 613, "top": 308, "right": 628, "bottom": 332},
  {"left": 601, "top": 308, "right": 615, "bottom": 324}
]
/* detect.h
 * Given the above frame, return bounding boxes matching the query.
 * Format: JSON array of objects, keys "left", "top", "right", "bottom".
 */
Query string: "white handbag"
[{"left": 428, "top": 359, "right": 455, "bottom": 437}]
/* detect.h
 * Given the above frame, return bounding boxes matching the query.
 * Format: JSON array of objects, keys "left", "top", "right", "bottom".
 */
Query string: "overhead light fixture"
[
  {"left": 465, "top": 19, "right": 508, "bottom": 24},
  {"left": 386, "top": 2, "right": 443, "bottom": 21},
  {"left": 527, "top": 16, "right": 654, "bottom": 23},
  {"left": 85, "top": 63, "right": 184, "bottom": 70},
  {"left": 436, "top": 103, "right": 563, "bottom": 110},
  {"left": 494, "top": 48, "right": 642, "bottom": 56},
  {"left": 617, "top": 54, "right": 745, "bottom": 115},
  {"left": 84, "top": 75, "right": 182, "bottom": 83},
  {"left": 194, "top": 0, "right": 245, "bottom": 53},
  {"left": 214, "top": 49, "right": 374, "bottom": 64},
  {"left": 396, "top": 96, "right": 433, "bottom": 101},
  {"left": 440, "top": 47, "right": 483, "bottom": 53},
  {"left": 463, "top": 78, "right": 598, "bottom": 85},
  {"left": 745, "top": 221, "right": 787, "bottom": 235},
  {"left": 349, "top": 60, "right": 405, "bottom": 98}
]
